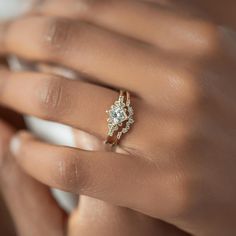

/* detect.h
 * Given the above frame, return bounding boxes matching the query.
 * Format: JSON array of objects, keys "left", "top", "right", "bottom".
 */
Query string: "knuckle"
[
  {"left": 163, "top": 170, "right": 194, "bottom": 219},
  {"left": 37, "top": 77, "right": 65, "bottom": 119},
  {"left": 193, "top": 21, "right": 220, "bottom": 53},
  {"left": 168, "top": 61, "right": 216, "bottom": 113},
  {"left": 145, "top": 167, "right": 196, "bottom": 220},
  {"left": 44, "top": 18, "right": 72, "bottom": 56},
  {"left": 55, "top": 152, "right": 87, "bottom": 192},
  {"left": 165, "top": 67, "right": 200, "bottom": 110}
]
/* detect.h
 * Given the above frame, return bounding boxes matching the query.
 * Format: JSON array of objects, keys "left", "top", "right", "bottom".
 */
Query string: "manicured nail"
[{"left": 10, "top": 135, "right": 21, "bottom": 156}]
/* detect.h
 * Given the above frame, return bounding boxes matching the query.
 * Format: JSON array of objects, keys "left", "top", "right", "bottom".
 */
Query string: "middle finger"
[
  {"left": 3, "top": 16, "right": 163, "bottom": 94},
  {"left": 37, "top": 0, "right": 207, "bottom": 54}
]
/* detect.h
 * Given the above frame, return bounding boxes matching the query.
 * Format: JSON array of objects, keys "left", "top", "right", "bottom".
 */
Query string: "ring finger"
[
  {"left": 0, "top": 70, "right": 146, "bottom": 148},
  {"left": 0, "top": 70, "right": 116, "bottom": 139}
]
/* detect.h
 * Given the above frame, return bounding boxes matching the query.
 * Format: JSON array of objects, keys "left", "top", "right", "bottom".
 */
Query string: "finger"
[
  {"left": 36, "top": 0, "right": 212, "bottom": 54},
  {"left": 2, "top": 15, "right": 168, "bottom": 93},
  {"left": 0, "top": 121, "right": 67, "bottom": 236},
  {"left": 0, "top": 70, "right": 119, "bottom": 139},
  {"left": 69, "top": 196, "right": 188, "bottom": 236},
  {"left": 0, "top": 69, "right": 146, "bottom": 149},
  {"left": 0, "top": 69, "right": 192, "bottom": 153},
  {"left": 73, "top": 129, "right": 107, "bottom": 151},
  {"left": 71, "top": 128, "right": 169, "bottom": 236},
  {"left": 0, "top": 24, "right": 7, "bottom": 54},
  {"left": 10, "top": 131, "right": 164, "bottom": 218}
]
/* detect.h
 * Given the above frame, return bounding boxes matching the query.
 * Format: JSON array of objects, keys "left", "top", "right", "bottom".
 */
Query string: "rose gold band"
[{"left": 105, "top": 90, "right": 134, "bottom": 147}]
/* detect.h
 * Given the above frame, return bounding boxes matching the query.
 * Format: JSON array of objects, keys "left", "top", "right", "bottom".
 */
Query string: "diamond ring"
[{"left": 105, "top": 90, "right": 134, "bottom": 146}]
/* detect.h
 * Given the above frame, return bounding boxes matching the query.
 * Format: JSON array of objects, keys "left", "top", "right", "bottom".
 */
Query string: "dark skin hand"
[
  {"left": 0, "top": 15, "right": 188, "bottom": 236},
  {"left": 0, "top": 119, "right": 187, "bottom": 236},
  {"left": 0, "top": 55, "right": 187, "bottom": 236},
  {"left": 1, "top": 0, "right": 236, "bottom": 235},
  {"left": 0, "top": 45, "right": 186, "bottom": 236}
]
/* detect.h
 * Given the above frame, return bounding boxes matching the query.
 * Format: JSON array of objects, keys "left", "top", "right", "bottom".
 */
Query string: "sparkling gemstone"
[{"left": 110, "top": 107, "right": 127, "bottom": 125}]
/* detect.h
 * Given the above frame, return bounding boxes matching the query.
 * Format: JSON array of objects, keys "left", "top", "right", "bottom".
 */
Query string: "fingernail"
[{"left": 10, "top": 135, "right": 21, "bottom": 156}]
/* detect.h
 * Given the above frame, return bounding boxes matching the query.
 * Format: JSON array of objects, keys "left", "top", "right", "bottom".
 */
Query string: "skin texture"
[
  {"left": 0, "top": 58, "right": 185, "bottom": 236},
  {"left": 0, "top": 63, "right": 185, "bottom": 236},
  {"left": 1, "top": 0, "right": 236, "bottom": 235}
]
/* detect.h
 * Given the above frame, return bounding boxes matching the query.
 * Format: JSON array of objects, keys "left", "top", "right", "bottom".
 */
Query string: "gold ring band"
[{"left": 105, "top": 90, "right": 134, "bottom": 146}]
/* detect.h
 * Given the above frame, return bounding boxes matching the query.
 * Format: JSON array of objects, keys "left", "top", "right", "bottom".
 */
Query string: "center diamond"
[{"left": 109, "top": 107, "right": 127, "bottom": 125}]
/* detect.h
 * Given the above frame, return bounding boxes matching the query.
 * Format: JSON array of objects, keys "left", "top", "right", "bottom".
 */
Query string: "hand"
[
  {"left": 0, "top": 121, "right": 186, "bottom": 236},
  {"left": 1, "top": 0, "right": 236, "bottom": 235},
  {"left": 0, "top": 2, "right": 188, "bottom": 235},
  {"left": 0, "top": 66, "right": 185, "bottom": 236}
]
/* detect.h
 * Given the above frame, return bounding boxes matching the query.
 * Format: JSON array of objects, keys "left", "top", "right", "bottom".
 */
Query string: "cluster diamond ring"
[{"left": 105, "top": 90, "right": 134, "bottom": 146}]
